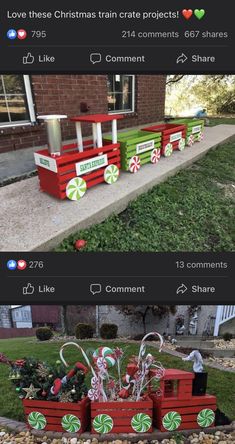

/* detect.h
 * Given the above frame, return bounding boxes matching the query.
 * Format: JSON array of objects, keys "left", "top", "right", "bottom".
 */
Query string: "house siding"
[{"left": 0, "top": 75, "right": 166, "bottom": 154}]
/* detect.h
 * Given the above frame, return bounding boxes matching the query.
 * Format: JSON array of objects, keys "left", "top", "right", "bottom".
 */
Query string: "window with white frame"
[
  {"left": 0, "top": 75, "right": 36, "bottom": 127},
  {"left": 107, "top": 75, "right": 135, "bottom": 113}
]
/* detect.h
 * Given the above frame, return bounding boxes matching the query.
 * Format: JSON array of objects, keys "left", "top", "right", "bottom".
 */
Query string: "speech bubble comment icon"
[
  {"left": 90, "top": 53, "right": 102, "bottom": 64},
  {"left": 90, "top": 283, "right": 102, "bottom": 295}
]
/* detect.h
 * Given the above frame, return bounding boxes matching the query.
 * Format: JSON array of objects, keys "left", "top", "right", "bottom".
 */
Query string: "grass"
[
  {"left": 56, "top": 142, "right": 235, "bottom": 252},
  {"left": 207, "top": 117, "right": 235, "bottom": 126},
  {"left": 0, "top": 337, "right": 234, "bottom": 422}
]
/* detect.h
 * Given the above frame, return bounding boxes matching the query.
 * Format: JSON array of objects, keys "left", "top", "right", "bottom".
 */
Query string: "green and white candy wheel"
[
  {"left": 131, "top": 413, "right": 152, "bottom": 433},
  {"left": 163, "top": 143, "right": 173, "bottom": 157},
  {"left": 28, "top": 411, "right": 47, "bottom": 430},
  {"left": 178, "top": 138, "right": 186, "bottom": 151},
  {"left": 93, "top": 414, "right": 113, "bottom": 433},
  {"left": 104, "top": 164, "right": 119, "bottom": 184},
  {"left": 66, "top": 177, "right": 87, "bottom": 201},
  {"left": 61, "top": 414, "right": 81, "bottom": 432},
  {"left": 162, "top": 411, "right": 181, "bottom": 431},
  {"left": 197, "top": 409, "right": 215, "bottom": 428}
]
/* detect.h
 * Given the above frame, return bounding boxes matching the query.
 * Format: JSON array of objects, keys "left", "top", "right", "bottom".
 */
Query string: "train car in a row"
[{"left": 34, "top": 114, "right": 205, "bottom": 200}]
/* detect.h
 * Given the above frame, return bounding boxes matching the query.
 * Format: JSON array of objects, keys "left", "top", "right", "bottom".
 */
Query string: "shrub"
[
  {"left": 75, "top": 323, "right": 94, "bottom": 339},
  {"left": 36, "top": 327, "right": 53, "bottom": 341},
  {"left": 100, "top": 323, "right": 118, "bottom": 339},
  {"left": 223, "top": 332, "right": 233, "bottom": 342}
]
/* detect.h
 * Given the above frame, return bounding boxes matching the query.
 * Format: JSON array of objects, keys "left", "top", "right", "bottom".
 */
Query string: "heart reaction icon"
[
  {"left": 17, "top": 260, "right": 27, "bottom": 270},
  {"left": 182, "top": 9, "right": 193, "bottom": 20},
  {"left": 17, "top": 29, "right": 27, "bottom": 40}
]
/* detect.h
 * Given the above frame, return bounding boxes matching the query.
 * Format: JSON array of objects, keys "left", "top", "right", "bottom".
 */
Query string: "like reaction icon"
[
  {"left": 7, "top": 29, "right": 17, "bottom": 40},
  {"left": 22, "top": 53, "right": 35, "bottom": 64},
  {"left": 23, "top": 283, "right": 35, "bottom": 295}
]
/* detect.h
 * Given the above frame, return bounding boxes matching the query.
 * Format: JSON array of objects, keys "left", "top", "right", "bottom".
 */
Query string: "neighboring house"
[
  {"left": 0, "top": 305, "right": 12, "bottom": 328},
  {"left": 0, "top": 74, "right": 166, "bottom": 154},
  {"left": 10, "top": 305, "right": 61, "bottom": 329},
  {"left": 97, "top": 305, "right": 235, "bottom": 337}
]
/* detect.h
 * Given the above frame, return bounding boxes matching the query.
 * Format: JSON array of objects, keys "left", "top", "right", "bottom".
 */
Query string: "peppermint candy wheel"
[
  {"left": 151, "top": 148, "right": 161, "bottom": 164},
  {"left": 93, "top": 347, "right": 116, "bottom": 368},
  {"left": 91, "top": 376, "right": 99, "bottom": 389},
  {"left": 88, "top": 388, "right": 99, "bottom": 401},
  {"left": 104, "top": 164, "right": 119, "bottom": 184},
  {"left": 61, "top": 414, "right": 81, "bottom": 433},
  {"left": 162, "top": 411, "right": 182, "bottom": 431},
  {"left": 197, "top": 131, "right": 204, "bottom": 142},
  {"left": 66, "top": 177, "right": 87, "bottom": 201},
  {"left": 131, "top": 413, "right": 152, "bottom": 433},
  {"left": 187, "top": 134, "right": 195, "bottom": 147},
  {"left": 197, "top": 409, "right": 215, "bottom": 428},
  {"left": 178, "top": 138, "right": 186, "bottom": 151},
  {"left": 162, "top": 143, "right": 173, "bottom": 157},
  {"left": 129, "top": 156, "right": 141, "bottom": 173},
  {"left": 28, "top": 412, "right": 47, "bottom": 430},
  {"left": 93, "top": 414, "right": 113, "bottom": 433}
]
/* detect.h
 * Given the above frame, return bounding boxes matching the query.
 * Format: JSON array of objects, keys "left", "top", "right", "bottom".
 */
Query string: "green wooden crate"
[
  {"left": 104, "top": 130, "right": 161, "bottom": 172},
  {"left": 173, "top": 119, "right": 205, "bottom": 145}
]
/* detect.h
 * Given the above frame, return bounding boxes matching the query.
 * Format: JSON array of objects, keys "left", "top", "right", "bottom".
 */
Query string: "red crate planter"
[
  {"left": 91, "top": 399, "right": 153, "bottom": 434},
  {"left": 23, "top": 397, "right": 90, "bottom": 433},
  {"left": 34, "top": 114, "right": 123, "bottom": 200},
  {"left": 150, "top": 369, "right": 217, "bottom": 432},
  {"left": 142, "top": 123, "right": 187, "bottom": 157}
]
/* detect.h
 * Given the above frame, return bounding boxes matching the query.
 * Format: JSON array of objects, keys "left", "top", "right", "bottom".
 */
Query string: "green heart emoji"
[{"left": 194, "top": 9, "right": 205, "bottom": 19}]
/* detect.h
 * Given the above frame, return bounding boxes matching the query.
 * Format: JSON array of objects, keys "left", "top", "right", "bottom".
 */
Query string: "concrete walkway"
[{"left": 0, "top": 124, "right": 235, "bottom": 252}]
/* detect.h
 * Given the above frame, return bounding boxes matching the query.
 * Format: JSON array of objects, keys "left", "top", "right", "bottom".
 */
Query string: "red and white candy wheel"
[
  {"left": 187, "top": 135, "right": 195, "bottom": 147},
  {"left": 151, "top": 148, "right": 161, "bottom": 164},
  {"left": 129, "top": 156, "right": 141, "bottom": 173},
  {"left": 162, "top": 143, "right": 173, "bottom": 157},
  {"left": 197, "top": 131, "right": 204, "bottom": 142}
]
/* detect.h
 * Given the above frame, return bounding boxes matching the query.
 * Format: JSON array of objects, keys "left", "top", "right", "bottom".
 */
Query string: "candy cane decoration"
[
  {"left": 136, "top": 332, "right": 165, "bottom": 401},
  {"left": 138, "top": 332, "right": 164, "bottom": 365},
  {"left": 60, "top": 342, "right": 97, "bottom": 377},
  {"left": 60, "top": 342, "right": 108, "bottom": 402}
]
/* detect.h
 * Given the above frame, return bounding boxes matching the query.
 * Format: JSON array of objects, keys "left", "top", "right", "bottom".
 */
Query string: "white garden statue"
[{"left": 182, "top": 349, "right": 204, "bottom": 373}]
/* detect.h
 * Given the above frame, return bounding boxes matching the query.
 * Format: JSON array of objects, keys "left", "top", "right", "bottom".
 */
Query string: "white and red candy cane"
[{"left": 51, "top": 362, "right": 88, "bottom": 395}]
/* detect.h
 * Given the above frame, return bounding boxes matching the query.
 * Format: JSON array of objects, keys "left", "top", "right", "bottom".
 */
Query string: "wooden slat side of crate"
[
  {"left": 141, "top": 124, "right": 187, "bottom": 153},
  {"left": 151, "top": 393, "right": 216, "bottom": 432},
  {"left": 35, "top": 141, "right": 120, "bottom": 199},
  {"left": 91, "top": 399, "right": 153, "bottom": 434},
  {"left": 104, "top": 131, "right": 161, "bottom": 171},
  {"left": 23, "top": 397, "right": 90, "bottom": 433},
  {"left": 173, "top": 119, "right": 205, "bottom": 141}
]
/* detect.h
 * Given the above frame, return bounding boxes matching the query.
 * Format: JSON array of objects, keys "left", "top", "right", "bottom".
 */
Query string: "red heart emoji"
[{"left": 182, "top": 9, "right": 193, "bottom": 20}]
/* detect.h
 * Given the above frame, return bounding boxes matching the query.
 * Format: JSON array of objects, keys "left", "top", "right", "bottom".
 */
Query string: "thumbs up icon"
[
  {"left": 23, "top": 283, "right": 35, "bottom": 295},
  {"left": 22, "top": 52, "right": 35, "bottom": 64}
]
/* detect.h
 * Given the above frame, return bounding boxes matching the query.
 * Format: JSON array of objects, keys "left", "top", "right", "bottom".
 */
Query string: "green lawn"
[
  {"left": 207, "top": 117, "right": 235, "bottom": 126},
  {"left": 0, "top": 337, "right": 234, "bottom": 422},
  {"left": 56, "top": 142, "right": 235, "bottom": 252}
]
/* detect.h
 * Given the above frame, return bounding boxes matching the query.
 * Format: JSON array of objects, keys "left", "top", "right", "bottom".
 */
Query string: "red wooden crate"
[
  {"left": 91, "top": 399, "right": 153, "bottom": 434},
  {"left": 34, "top": 140, "right": 121, "bottom": 200},
  {"left": 23, "top": 397, "right": 90, "bottom": 433},
  {"left": 151, "top": 393, "right": 217, "bottom": 432},
  {"left": 141, "top": 123, "right": 187, "bottom": 156}
]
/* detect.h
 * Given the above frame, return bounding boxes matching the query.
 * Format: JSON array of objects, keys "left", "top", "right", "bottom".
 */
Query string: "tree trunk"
[
  {"left": 142, "top": 307, "right": 150, "bottom": 334},
  {"left": 60, "top": 305, "right": 68, "bottom": 335}
]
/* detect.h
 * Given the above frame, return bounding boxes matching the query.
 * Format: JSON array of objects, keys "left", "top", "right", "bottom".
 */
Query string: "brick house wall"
[{"left": 0, "top": 75, "right": 166, "bottom": 154}]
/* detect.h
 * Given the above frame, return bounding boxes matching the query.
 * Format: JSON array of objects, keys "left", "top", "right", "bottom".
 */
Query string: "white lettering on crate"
[
  {"left": 136, "top": 140, "right": 155, "bottom": 154},
  {"left": 192, "top": 125, "right": 202, "bottom": 134},
  {"left": 34, "top": 153, "right": 58, "bottom": 173},
  {"left": 76, "top": 154, "right": 108, "bottom": 176},
  {"left": 170, "top": 131, "right": 182, "bottom": 143}
]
